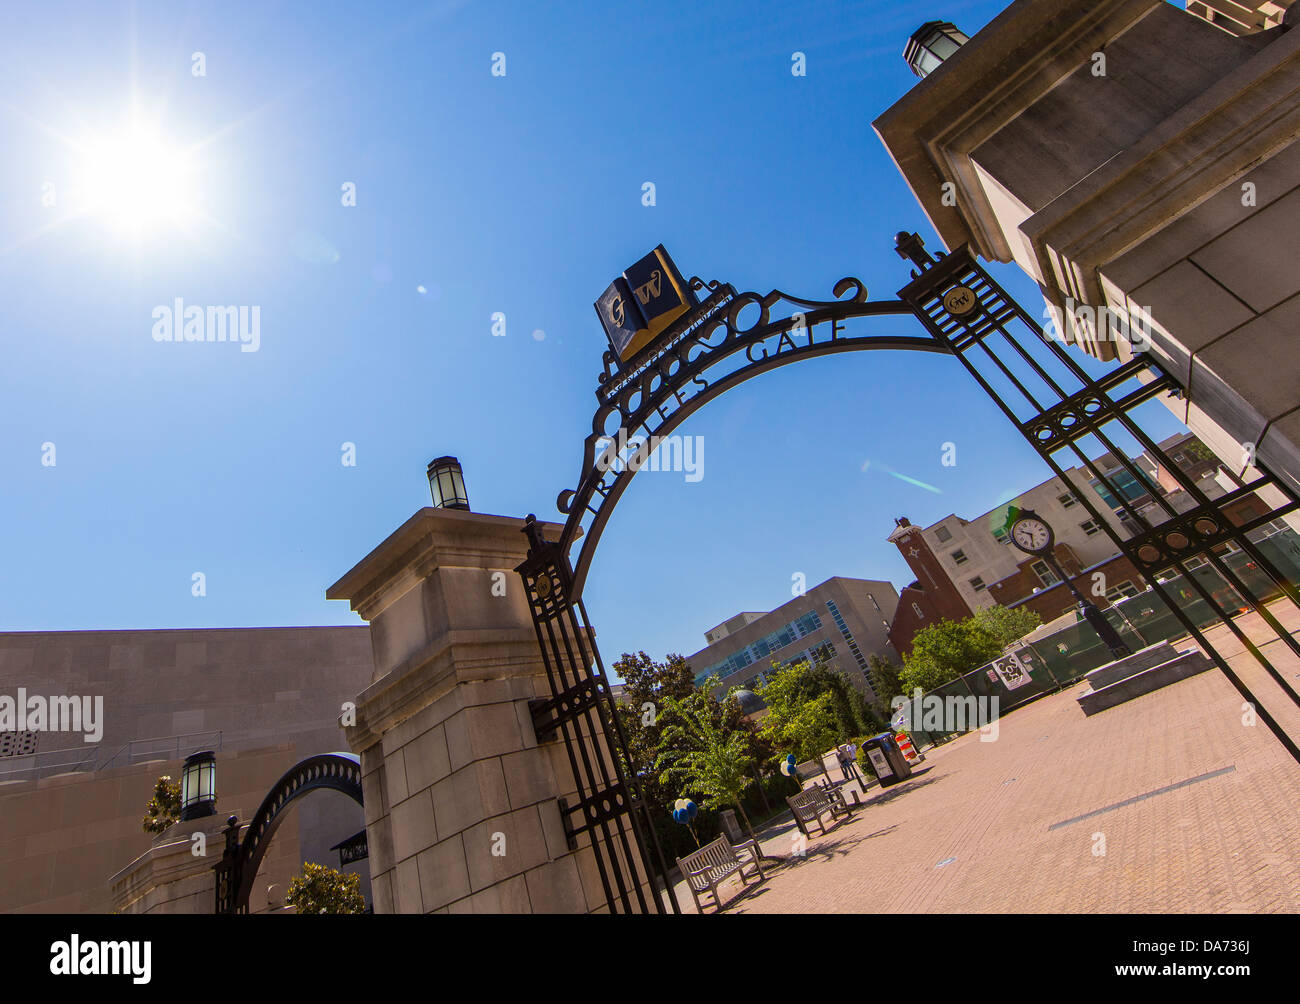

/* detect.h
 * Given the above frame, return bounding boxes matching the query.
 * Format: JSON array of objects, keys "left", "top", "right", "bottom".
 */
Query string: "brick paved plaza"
[{"left": 673, "top": 605, "right": 1300, "bottom": 913}]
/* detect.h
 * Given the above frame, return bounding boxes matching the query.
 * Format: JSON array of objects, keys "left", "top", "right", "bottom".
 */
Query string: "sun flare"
[{"left": 74, "top": 124, "right": 200, "bottom": 234}]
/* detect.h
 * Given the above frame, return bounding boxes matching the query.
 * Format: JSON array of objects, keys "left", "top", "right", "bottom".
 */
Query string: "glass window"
[
  {"left": 970, "top": 577, "right": 986, "bottom": 592},
  {"left": 1090, "top": 467, "right": 1154, "bottom": 510},
  {"left": 1080, "top": 519, "right": 1101, "bottom": 536},
  {"left": 1105, "top": 581, "right": 1140, "bottom": 603},
  {"left": 935, "top": 526, "right": 952, "bottom": 543},
  {"left": 916, "top": 49, "right": 941, "bottom": 76},
  {"left": 952, "top": 549, "right": 968, "bottom": 565},
  {"left": 1058, "top": 492, "right": 1076, "bottom": 509},
  {"left": 1031, "top": 560, "right": 1059, "bottom": 587}
]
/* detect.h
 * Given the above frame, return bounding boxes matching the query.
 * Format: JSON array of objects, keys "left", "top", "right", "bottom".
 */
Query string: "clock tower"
[{"left": 887, "top": 517, "right": 975, "bottom": 627}]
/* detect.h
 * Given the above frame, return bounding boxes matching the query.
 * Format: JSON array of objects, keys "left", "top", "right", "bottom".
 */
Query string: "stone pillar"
[
  {"left": 327, "top": 508, "right": 624, "bottom": 913},
  {"left": 110, "top": 817, "right": 227, "bottom": 914}
]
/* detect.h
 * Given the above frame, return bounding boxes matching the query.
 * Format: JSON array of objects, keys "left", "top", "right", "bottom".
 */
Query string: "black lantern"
[
  {"left": 904, "top": 21, "right": 969, "bottom": 78},
  {"left": 427, "top": 456, "right": 470, "bottom": 511},
  {"left": 180, "top": 750, "right": 217, "bottom": 821}
]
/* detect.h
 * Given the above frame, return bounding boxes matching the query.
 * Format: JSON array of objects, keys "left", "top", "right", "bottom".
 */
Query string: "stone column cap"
[{"left": 326, "top": 508, "right": 567, "bottom": 620}]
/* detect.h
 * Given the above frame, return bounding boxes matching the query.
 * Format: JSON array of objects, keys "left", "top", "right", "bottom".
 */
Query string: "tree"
[
  {"left": 141, "top": 775, "right": 182, "bottom": 834},
  {"left": 899, "top": 617, "right": 1004, "bottom": 694},
  {"left": 611, "top": 652, "right": 778, "bottom": 858},
  {"left": 718, "top": 686, "right": 777, "bottom": 773},
  {"left": 611, "top": 651, "right": 699, "bottom": 814},
  {"left": 284, "top": 862, "right": 366, "bottom": 914},
  {"left": 756, "top": 660, "right": 877, "bottom": 763},
  {"left": 972, "top": 604, "right": 1042, "bottom": 648},
  {"left": 614, "top": 650, "right": 696, "bottom": 709},
  {"left": 867, "top": 653, "right": 904, "bottom": 716},
  {"left": 654, "top": 692, "right": 759, "bottom": 844}
]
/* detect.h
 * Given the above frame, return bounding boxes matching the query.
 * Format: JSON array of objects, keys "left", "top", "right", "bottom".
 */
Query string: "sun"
[{"left": 74, "top": 123, "right": 200, "bottom": 235}]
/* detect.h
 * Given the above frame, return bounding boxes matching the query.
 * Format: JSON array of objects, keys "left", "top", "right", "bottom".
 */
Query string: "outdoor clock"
[{"left": 1009, "top": 510, "right": 1054, "bottom": 555}]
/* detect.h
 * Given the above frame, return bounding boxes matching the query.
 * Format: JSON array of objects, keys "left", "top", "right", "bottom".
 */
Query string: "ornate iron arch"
[
  {"left": 214, "top": 752, "right": 363, "bottom": 914},
  {"left": 555, "top": 273, "right": 953, "bottom": 597},
  {"left": 516, "top": 230, "right": 1300, "bottom": 916}
]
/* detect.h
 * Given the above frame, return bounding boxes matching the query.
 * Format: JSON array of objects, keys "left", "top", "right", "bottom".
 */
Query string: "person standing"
[{"left": 837, "top": 742, "right": 861, "bottom": 784}]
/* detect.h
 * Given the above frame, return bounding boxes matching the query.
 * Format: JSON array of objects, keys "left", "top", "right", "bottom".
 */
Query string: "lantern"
[
  {"left": 427, "top": 456, "right": 470, "bottom": 511},
  {"left": 180, "top": 750, "right": 217, "bottom": 821}
]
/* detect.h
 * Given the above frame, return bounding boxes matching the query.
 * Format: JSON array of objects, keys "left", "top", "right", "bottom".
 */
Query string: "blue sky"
[{"left": 0, "top": 0, "right": 1185, "bottom": 670}]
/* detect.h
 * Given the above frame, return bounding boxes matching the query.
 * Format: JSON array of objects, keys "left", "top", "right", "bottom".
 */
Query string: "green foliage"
[
  {"left": 771, "top": 691, "right": 842, "bottom": 763},
  {"left": 971, "top": 605, "right": 1042, "bottom": 648},
  {"left": 756, "top": 659, "right": 880, "bottom": 763},
  {"left": 141, "top": 775, "right": 182, "bottom": 834},
  {"left": 613, "top": 652, "right": 773, "bottom": 857},
  {"left": 615, "top": 650, "right": 697, "bottom": 708},
  {"left": 867, "top": 653, "right": 904, "bottom": 714},
  {"left": 612, "top": 651, "right": 698, "bottom": 816},
  {"left": 898, "top": 605, "right": 1038, "bottom": 695},
  {"left": 899, "top": 618, "right": 1002, "bottom": 694},
  {"left": 284, "top": 861, "right": 366, "bottom": 915},
  {"left": 654, "top": 690, "right": 759, "bottom": 841}
]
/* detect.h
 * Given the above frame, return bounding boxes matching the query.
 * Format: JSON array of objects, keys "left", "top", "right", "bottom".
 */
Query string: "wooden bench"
[
  {"left": 786, "top": 784, "right": 854, "bottom": 838},
  {"left": 676, "top": 835, "right": 765, "bottom": 913}
]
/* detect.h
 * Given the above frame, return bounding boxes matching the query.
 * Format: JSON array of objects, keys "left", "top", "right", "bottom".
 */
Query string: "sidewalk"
[{"left": 671, "top": 612, "right": 1300, "bottom": 913}]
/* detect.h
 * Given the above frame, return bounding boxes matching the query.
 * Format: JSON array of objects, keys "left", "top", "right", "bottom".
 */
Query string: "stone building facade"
[
  {"left": 875, "top": 0, "right": 1300, "bottom": 501},
  {"left": 0, "top": 626, "right": 373, "bottom": 913}
]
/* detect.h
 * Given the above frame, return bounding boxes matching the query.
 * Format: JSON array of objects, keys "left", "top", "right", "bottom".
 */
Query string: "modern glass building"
[{"left": 686, "top": 577, "right": 900, "bottom": 702}]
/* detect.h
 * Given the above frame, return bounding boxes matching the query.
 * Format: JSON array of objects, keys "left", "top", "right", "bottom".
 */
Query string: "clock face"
[{"left": 1012, "top": 518, "right": 1051, "bottom": 552}]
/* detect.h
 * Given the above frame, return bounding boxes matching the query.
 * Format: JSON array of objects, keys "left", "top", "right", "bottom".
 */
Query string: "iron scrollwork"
[{"left": 557, "top": 271, "right": 947, "bottom": 597}]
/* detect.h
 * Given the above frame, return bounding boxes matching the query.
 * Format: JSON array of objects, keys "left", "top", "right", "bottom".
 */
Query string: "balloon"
[{"left": 670, "top": 798, "right": 697, "bottom": 824}]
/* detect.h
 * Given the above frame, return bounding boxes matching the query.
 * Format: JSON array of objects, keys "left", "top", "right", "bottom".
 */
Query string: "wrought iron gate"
[
  {"left": 516, "top": 232, "right": 1300, "bottom": 913},
  {"left": 894, "top": 234, "right": 1300, "bottom": 763}
]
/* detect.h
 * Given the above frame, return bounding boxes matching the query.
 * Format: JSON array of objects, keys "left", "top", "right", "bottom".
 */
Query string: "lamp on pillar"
[
  {"left": 903, "top": 21, "right": 969, "bottom": 78},
  {"left": 427, "top": 456, "right": 470, "bottom": 511},
  {"left": 180, "top": 750, "right": 217, "bottom": 821}
]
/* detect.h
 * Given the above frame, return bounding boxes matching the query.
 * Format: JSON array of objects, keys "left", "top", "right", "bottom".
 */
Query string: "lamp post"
[
  {"left": 180, "top": 750, "right": 217, "bottom": 821},
  {"left": 1007, "top": 509, "right": 1133, "bottom": 661},
  {"left": 427, "top": 456, "right": 470, "bottom": 510}
]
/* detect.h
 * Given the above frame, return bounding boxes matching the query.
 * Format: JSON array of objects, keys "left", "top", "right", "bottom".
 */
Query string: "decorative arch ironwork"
[
  {"left": 214, "top": 752, "right": 363, "bottom": 914},
  {"left": 516, "top": 230, "right": 1300, "bottom": 916},
  {"left": 556, "top": 273, "right": 951, "bottom": 597}
]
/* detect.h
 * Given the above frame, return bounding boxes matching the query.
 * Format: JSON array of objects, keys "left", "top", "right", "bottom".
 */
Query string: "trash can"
[{"left": 861, "top": 732, "right": 913, "bottom": 788}]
